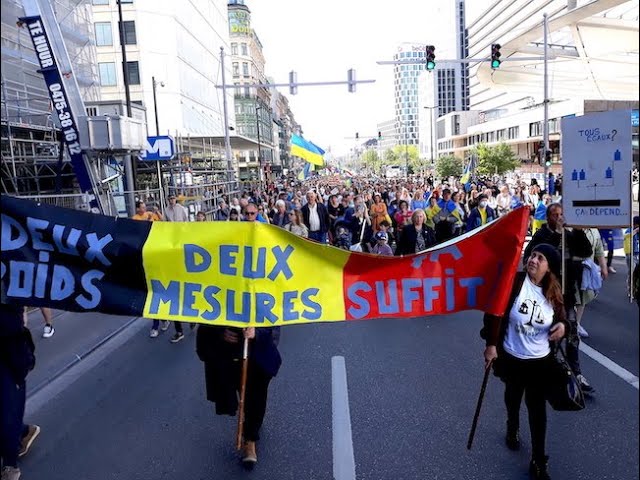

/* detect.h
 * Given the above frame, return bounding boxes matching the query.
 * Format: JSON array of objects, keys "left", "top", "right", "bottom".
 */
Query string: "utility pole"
[
  {"left": 542, "top": 13, "right": 550, "bottom": 181},
  {"left": 220, "top": 47, "right": 234, "bottom": 184},
  {"left": 152, "top": 76, "right": 165, "bottom": 213},
  {"left": 256, "top": 104, "right": 263, "bottom": 186},
  {"left": 117, "top": 0, "right": 135, "bottom": 215}
]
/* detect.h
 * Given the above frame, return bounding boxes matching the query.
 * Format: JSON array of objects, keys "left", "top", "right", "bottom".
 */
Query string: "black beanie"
[{"left": 531, "top": 243, "right": 561, "bottom": 278}]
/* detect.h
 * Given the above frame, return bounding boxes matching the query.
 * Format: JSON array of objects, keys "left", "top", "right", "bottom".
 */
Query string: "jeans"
[
  {"left": 0, "top": 362, "right": 25, "bottom": 468},
  {"left": 308, "top": 231, "right": 327, "bottom": 244}
]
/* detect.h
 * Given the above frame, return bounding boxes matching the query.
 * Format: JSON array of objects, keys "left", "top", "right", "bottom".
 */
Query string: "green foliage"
[
  {"left": 472, "top": 143, "right": 520, "bottom": 176},
  {"left": 435, "top": 155, "right": 463, "bottom": 179},
  {"left": 383, "top": 148, "right": 398, "bottom": 164},
  {"left": 361, "top": 149, "right": 381, "bottom": 174}
]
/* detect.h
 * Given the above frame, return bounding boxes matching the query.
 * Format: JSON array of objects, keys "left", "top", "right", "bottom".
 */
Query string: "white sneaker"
[
  {"left": 160, "top": 320, "right": 170, "bottom": 331},
  {"left": 42, "top": 324, "right": 55, "bottom": 338},
  {"left": 577, "top": 324, "right": 589, "bottom": 338},
  {"left": 149, "top": 329, "right": 159, "bottom": 338},
  {"left": 608, "top": 266, "right": 617, "bottom": 274}
]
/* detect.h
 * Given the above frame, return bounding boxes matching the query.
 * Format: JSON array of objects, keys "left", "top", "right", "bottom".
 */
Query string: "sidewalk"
[{"left": 25, "top": 309, "right": 141, "bottom": 396}]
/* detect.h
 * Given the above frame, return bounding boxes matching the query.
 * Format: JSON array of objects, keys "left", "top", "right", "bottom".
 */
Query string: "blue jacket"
[{"left": 466, "top": 206, "right": 497, "bottom": 231}]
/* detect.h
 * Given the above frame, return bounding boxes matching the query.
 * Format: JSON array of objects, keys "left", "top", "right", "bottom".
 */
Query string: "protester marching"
[{"left": 1, "top": 162, "right": 635, "bottom": 480}]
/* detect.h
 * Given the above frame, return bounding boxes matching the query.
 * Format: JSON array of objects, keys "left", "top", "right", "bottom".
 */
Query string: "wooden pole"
[
  {"left": 467, "top": 359, "right": 493, "bottom": 450},
  {"left": 235, "top": 337, "right": 250, "bottom": 450}
]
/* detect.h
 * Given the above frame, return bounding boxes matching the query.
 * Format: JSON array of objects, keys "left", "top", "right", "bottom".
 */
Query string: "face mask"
[{"left": 479, "top": 201, "right": 488, "bottom": 208}]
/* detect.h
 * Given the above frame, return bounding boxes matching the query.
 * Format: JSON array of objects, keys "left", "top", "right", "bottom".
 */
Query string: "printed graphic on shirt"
[{"left": 503, "top": 275, "right": 554, "bottom": 359}]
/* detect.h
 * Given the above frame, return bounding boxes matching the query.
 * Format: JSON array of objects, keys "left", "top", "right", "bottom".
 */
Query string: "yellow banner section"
[{"left": 142, "top": 222, "right": 349, "bottom": 326}]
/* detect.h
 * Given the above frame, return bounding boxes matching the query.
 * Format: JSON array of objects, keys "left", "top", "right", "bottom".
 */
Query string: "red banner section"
[{"left": 342, "top": 207, "right": 529, "bottom": 320}]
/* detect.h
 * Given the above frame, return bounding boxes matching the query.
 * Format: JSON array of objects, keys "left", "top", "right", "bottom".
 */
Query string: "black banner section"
[
  {"left": 19, "top": 15, "right": 98, "bottom": 210},
  {"left": 1, "top": 196, "right": 149, "bottom": 316}
]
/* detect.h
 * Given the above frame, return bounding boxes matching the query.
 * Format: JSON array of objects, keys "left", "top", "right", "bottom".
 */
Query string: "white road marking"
[
  {"left": 332, "top": 356, "right": 356, "bottom": 480},
  {"left": 580, "top": 342, "right": 640, "bottom": 390}
]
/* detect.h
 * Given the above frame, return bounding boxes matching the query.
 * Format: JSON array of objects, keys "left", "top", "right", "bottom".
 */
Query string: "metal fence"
[
  {"left": 167, "top": 180, "right": 242, "bottom": 220},
  {"left": 9, "top": 179, "right": 245, "bottom": 220},
  {"left": 12, "top": 192, "right": 96, "bottom": 211}
]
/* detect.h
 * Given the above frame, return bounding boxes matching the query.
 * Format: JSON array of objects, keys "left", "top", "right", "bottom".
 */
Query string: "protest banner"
[{"left": 1, "top": 196, "right": 529, "bottom": 326}]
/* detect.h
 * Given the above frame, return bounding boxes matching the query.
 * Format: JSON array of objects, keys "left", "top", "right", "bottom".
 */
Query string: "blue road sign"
[{"left": 141, "top": 136, "right": 175, "bottom": 161}]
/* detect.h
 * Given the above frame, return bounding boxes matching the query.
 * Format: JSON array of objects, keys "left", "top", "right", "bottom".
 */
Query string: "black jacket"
[
  {"left": 301, "top": 202, "right": 331, "bottom": 233},
  {"left": 0, "top": 303, "right": 35, "bottom": 383},
  {"left": 481, "top": 272, "right": 569, "bottom": 350},
  {"left": 395, "top": 224, "right": 437, "bottom": 256},
  {"left": 196, "top": 325, "right": 281, "bottom": 415}
]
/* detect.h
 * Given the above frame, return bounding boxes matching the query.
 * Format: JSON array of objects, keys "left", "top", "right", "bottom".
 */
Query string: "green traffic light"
[
  {"left": 491, "top": 60, "right": 501, "bottom": 69},
  {"left": 426, "top": 61, "right": 436, "bottom": 71}
]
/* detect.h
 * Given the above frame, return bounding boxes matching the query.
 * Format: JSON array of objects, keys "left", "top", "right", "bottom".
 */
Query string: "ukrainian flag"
[
  {"left": 290, "top": 134, "right": 325, "bottom": 166},
  {"left": 460, "top": 156, "right": 475, "bottom": 192}
]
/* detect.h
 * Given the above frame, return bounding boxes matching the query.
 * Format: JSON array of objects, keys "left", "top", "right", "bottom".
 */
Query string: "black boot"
[
  {"left": 505, "top": 421, "right": 520, "bottom": 451},
  {"left": 530, "top": 456, "right": 551, "bottom": 480}
]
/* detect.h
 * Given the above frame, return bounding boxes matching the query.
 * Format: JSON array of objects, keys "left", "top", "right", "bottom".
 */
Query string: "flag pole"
[
  {"left": 467, "top": 359, "right": 494, "bottom": 450},
  {"left": 235, "top": 337, "right": 250, "bottom": 450}
]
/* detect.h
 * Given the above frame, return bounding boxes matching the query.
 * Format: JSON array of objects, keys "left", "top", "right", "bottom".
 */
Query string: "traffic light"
[
  {"left": 355, "top": 132, "right": 359, "bottom": 140},
  {"left": 426, "top": 45, "right": 436, "bottom": 71},
  {"left": 378, "top": 131, "right": 382, "bottom": 140},
  {"left": 491, "top": 44, "right": 501, "bottom": 69},
  {"left": 545, "top": 150, "right": 552, "bottom": 167}
]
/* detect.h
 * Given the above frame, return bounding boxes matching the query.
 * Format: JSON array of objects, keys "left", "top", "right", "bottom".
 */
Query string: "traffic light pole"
[{"left": 543, "top": 13, "right": 550, "bottom": 181}]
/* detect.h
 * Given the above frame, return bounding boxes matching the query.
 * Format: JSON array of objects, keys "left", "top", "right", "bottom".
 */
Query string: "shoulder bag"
[{"left": 546, "top": 340, "right": 585, "bottom": 412}]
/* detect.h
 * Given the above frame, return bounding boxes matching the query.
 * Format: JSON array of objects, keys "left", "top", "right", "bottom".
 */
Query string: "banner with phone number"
[{"left": 1, "top": 196, "right": 529, "bottom": 326}]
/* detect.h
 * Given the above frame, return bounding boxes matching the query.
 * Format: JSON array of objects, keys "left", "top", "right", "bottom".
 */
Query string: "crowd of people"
[{"left": 2, "top": 170, "right": 637, "bottom": 480}]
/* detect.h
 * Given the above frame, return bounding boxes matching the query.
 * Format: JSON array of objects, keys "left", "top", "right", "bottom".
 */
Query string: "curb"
[{"left": 27, "top": 316, "right": 141, "bottom": 399}]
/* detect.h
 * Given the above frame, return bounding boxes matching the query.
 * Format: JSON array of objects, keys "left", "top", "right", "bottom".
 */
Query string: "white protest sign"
[{"left": 561, "top": 110, "right": 632, "bottom": 227}]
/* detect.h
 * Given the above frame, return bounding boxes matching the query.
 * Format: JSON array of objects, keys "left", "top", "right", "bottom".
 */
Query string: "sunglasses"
[{"left": 245, "top": 211, "right": 257, "bottom": 216}]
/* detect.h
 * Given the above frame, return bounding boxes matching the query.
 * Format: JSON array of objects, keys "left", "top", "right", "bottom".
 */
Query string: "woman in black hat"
[{"left": 481, "top": 243, "right": 569, "bottom": 480}]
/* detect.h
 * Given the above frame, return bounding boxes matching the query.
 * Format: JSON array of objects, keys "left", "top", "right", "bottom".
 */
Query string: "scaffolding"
[{"left": 1, "top": 0, "right": 99, "bottom": 196}]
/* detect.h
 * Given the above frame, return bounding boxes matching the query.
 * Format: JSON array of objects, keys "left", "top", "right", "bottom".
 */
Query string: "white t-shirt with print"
[{"left": 503, "top": 275, "right": 554, "bottom": 359}]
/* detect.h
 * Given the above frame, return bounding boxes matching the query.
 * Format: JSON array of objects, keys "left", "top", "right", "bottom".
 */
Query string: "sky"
[{"left": 248, "top": 0, "right": 489, "bottom": 157}]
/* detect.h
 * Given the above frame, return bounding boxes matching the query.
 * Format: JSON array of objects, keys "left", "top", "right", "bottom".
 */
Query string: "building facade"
[
  {"left": 437, "top": 0, "right": 639, "bottom": 166},
  {"left": 393, "top": 43, "right": 427, "bottom": 148},
  {"left": 228, "top": 0, "right": 275, "bottom": 181},
  {"left": 2, "top": 0, "right": 100, "bottom": 195},
  {"left": 92, "top": 0, "right": 233, "bottom": 139},
  {"left": 416, "top": 0, "right": 469, "bottom": 165}
]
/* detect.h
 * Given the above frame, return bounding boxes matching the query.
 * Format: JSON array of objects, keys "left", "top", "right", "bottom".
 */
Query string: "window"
[
  {"left": 232, "top": 62, "right": 239, "bottom": 76},
  {"left": 126, "top": 61, "right": 140, "bottom": 84},
  {"left": 241, "top": 43, "right": 248, "bottom": 56},
  {"left": 231, "top": 43, "right": 238, "bottom": 55},
  {"left": 119, "top": 21, "right": 136, "bottom": 45},
  {"left": 94, "top": 22, "right": 112, "bottom": 46},
  {"left": 242, "top": 62, "right": 249, "bottom": 77},
  {"left": 93, "top": 0, "right": 109, "bottom": 4},
  {"left": 98, "top": 62, "right": 117, "bottom": 86}
]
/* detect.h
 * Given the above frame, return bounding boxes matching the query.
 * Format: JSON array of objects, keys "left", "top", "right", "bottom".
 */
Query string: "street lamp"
[
  {"left": 255, "top": 104, "right": 263, "bottom": 185},
  {"left": 151, "top": 76, "right": 166, "bottom": 212},
  {"left": 152, "top": 76, "right": 165, "bottom": 135},
  {"left": 397, "top": 119, "right": 410, "bottom": 180},
  {"left": 424, "top": 105, "right": 438, "bottom": 167}
]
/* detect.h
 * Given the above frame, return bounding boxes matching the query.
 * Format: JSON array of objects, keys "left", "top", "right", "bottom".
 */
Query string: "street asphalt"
[{"left": 18, "top": 254, "right": 639, "bottom": 480}]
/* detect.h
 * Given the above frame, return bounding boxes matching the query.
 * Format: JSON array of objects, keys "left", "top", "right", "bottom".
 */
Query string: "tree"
[
  {"left": 361, "top": 150, "right": 381, "bottom": 174},
  {"left": 391, "top": 144, "right": 420, "bottom": 173},
  {"left": 435, "top": 154, "right": 463, "bottom": 179},
  {"left": 472, "top": 142, "right": 520, "bottom": 176},
  {"left": 384, "top": 148, "right": 398, "bottom": 164}
]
